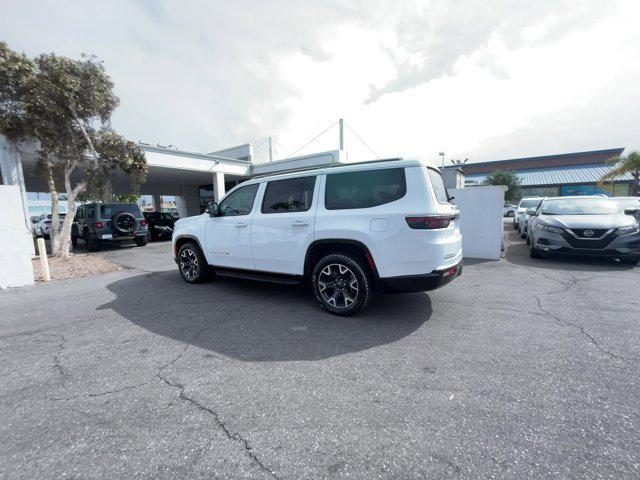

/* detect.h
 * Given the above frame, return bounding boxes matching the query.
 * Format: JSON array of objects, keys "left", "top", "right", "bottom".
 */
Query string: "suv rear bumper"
[
  {"left": 98, "top": 231, "right": 148, "bottom": 241},
  {"left": 377, "top": 261, "right": 462, "bottom": 293}
]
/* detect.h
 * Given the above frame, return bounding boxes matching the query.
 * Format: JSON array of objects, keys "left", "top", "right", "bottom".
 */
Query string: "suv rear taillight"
[
  {"left": 95, "top": 221, "right": 104, "bottom": 229},
  {"left": 140, "top": 219, "right": 147, "bottom": 226},
  {"left": 406, "top": 216, "right": 453, "bottom": 229}
]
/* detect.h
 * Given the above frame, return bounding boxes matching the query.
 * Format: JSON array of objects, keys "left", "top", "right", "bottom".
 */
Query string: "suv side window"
[
  {"left": 325, "top": 168, "right": 406, "bottom": 210},
  {"left": 218, "top": 184, "right": 260, "bottom": 217},
  {"left": 426, "top": 168, "right": 450, "bottom": 204},
  {"left": 87, "top": 205, "right": 96, "bottom": 219},
  {"left": 261, "top": 176, "right": 316, "bottom": 214},
  {"left": 75, "top": 206, "right": 84, "bottom": 221}
]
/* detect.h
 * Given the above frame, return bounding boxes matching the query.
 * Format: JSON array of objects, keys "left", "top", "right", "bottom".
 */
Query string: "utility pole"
[
  {"left": 339, "top": 118, "right": 344, "bottom": 150},
  {"left": 268, "top": 136, "right": 273, "bottom": 162}
]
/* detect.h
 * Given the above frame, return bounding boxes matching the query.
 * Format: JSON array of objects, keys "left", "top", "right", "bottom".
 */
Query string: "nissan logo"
[{"left": 583, "top": 230, "right": 594, "bottom": 237}]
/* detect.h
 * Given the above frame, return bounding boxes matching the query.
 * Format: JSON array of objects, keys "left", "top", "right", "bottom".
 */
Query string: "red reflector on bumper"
[{"left": 442, "top": 266, "right": 458, "bottom": 277}]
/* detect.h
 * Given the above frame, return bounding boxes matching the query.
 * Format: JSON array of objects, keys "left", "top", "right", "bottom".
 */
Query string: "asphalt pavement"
[{"left": 1, "top": 225, "right": 639, "bottom": 479}]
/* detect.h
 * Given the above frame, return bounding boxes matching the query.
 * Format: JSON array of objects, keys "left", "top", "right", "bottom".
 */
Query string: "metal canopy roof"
[{"left": 465, "top": 163, "right": 633, "bottom": 186}]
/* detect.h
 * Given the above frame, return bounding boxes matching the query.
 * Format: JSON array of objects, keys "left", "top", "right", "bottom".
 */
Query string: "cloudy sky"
[{"left": 2, "top": 0, "right": 639, "bottom": 166}]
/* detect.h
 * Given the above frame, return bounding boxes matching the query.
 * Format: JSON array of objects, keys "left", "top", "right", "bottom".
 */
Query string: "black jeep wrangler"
[{"left": 72, "top": 202, "right": 149, "bottom": 251}]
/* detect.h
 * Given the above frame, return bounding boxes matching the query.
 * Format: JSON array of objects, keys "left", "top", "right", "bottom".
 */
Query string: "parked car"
[
  {"left": 34, "top": 213, "right": 67, "bottom": 239},
  {"left": 503, "top": 204, "right": 517, "bottom": 217},
  {"left": 72, "top": 202, "right": 148, "bottom": 251},
  {"left": 143, "top": 211, "right": 177, "bottom": 240},
  {"left": 528, "top": 196, "right": 640, "bottom": 264},
  {"left": 518, "top": 199, "right": 543, "bottom": 238},
  {"left": 611, "top": 196, "right": 640, "bottom": 223},
  {"left": 514, "top": 197, "right": 544, "bottom": 230},
  {"left": 172, "top": 159, "right": 463, "bottom": 316}
]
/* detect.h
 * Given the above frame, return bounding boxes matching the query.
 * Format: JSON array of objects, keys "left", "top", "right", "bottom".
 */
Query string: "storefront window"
[{"left": 521, "top": 187, "right": 559, "bottom": 197}]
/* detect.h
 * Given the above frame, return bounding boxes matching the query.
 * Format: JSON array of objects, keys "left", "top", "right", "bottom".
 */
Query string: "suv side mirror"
[
  {"left": 526, "top": 207, "right": 537, "bottom": 216},
  {"left": 208, "top": 202, "right": 219, "bottom": 217}
]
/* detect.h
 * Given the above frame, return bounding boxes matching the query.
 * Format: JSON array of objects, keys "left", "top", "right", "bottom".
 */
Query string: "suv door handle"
[
  {"left": 292, "top": 220, "right": 310, "bottom": 226},
  {"left": 235, "top": 222, "right": 248, "bottom": 228}
]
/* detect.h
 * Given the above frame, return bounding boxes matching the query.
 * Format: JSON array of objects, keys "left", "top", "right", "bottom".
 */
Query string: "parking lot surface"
[{"left": 1, "top": 226, "right": 639, "bottom": 479}]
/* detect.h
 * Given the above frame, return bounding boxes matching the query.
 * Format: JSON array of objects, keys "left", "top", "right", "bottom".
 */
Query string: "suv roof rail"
[{"left": 251, "top": 157, "right": 404, "bottom": 179}]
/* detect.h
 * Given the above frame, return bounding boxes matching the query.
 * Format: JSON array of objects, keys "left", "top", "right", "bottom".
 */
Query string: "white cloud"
[{"left": 1, "top": 0, "right": 639, "bottom": 166}]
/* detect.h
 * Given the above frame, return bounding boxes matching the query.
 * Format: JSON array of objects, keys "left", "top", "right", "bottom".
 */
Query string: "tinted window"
[
  {"left": 427, "top": 168, "right": 450, "bottom": 203},
  {"left": 519, "top": 199, "right": 542, "bottom": 208},
  {"left": 262, "top": 176, "right": 316, "bottom": 214},
  {"left": 325, "top": 168, "right": 406, "bottom": 210},
  {"left": 100, "top": 204, "right": 141, "bottom": 218},
  {"left": 87, "top": 205, "right": 96, "bottom": 218},
  {"left": 218, "top": 184, "right": 259, "bottom": 216}
]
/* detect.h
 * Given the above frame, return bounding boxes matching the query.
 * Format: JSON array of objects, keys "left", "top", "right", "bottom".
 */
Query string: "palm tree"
[{"left": 600, "top": 151, "right": 640, "bottom": 196}]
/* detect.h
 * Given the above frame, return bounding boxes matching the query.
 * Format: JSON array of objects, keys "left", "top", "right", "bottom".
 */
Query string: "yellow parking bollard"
[{"left": 36, "top": 237, "right": 51, "bottom": 282}]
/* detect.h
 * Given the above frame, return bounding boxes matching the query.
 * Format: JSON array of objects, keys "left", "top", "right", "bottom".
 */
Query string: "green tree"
[
  {"left": 0, "top": 43, "right": 147, "bottom": 257},
  {"left": 483, "top": 169, "right": 522, "bottom": 201},
  {"left": 600, "top": 151, "right": 640, "bottom": 196}
]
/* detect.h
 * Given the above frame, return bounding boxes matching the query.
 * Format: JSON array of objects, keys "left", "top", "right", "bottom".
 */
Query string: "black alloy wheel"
[
  {"left": 178, "top": 243, "right": 208, "bottom": 283},
  {"left": 312, "top": 253, "right": 372, "bottom": 316}
]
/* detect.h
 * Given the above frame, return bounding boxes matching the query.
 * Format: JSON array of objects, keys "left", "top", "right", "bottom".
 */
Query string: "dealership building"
[{"left": 444, "top": 148, "right": 632, "bottom": 198}]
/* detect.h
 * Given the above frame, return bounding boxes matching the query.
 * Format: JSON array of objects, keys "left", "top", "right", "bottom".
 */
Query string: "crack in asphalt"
[
  {"left": 47, "top": 325, "right": 280, "bottom": 479},
  {"left": 157, "top": 374, "right": 281, "bottom": 480},
  {"left": 52, "top": 333, "right": 68, "bottom": 379},
  {"left": 534, "top": 296, "right": 639, "bottom": 363},
  {"left": 523, "top": 266, "right": 577, "bottom": 294},
  {"left": 154, "top": 325, "right": 281, "bottom": 479},
  {"left": 49, "top": 326, "right": 209, "bottom": 402}
]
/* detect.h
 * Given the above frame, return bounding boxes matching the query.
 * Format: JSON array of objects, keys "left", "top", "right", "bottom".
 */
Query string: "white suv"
[{"left": 172, "top": 159, "right": 463, "bottom": 315}]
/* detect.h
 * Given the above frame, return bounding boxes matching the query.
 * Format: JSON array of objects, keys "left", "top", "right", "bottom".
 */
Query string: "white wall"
[
  {"left": 450, "top": 186, "right": 504, "bottom": 260},
  {"left": 0, "top": 185, "right": 34, "bottom": 287}
]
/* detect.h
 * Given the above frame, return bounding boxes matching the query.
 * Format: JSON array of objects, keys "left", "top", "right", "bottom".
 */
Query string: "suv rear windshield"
[
  {"left": 100, "top": 204, "right": 141, "bottom": 218},
  {"left": 325, "top": 168, "right": 406, "bottom": 210},
  {"left": 426, "top": 168, "right": 450, "bottom": 203}
]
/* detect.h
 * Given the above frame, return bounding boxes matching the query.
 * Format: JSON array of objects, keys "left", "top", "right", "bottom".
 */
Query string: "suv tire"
[
  {"left": 87, "top": 235, "right": 102, "bottom": 252},
  {"left": 312, "top": 253, "right": 372, "bottom": 316},
  {"left": 135, "top": 235, "right": 148, "bottom": 247},
  {"left": 178, "top": 242, "right": 208, "bottom": 283},
  {"left": 71, "top": 234, "right": 78, "bottom": 247}
]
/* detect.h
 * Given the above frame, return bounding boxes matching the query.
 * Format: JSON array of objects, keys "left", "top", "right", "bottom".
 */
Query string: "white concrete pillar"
[
  {"left": 152, "top": 194, "right": 163, "bottom": 212},
  {"left": 175, "top": 185, "right": 201, "bottom": 218},
  {"left": 213, "top": 171, "right": 225, "bottom": 202}
]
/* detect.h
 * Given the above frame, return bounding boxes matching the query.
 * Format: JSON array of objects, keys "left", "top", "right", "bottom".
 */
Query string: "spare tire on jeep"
[{"left": 112, "top": 212, "right": 136, "bottom": 234}]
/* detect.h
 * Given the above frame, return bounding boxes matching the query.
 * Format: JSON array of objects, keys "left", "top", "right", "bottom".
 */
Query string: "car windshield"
[
  {"left": 519, "top": 199, "right": 541, "bottom": 208},
  {"left": 541, "top": 198, "right": 617, "bottom": 215},
  {"left": 46, "top": 214, "right": 66, "bottom": 219},
  {"left": 612, "top": 198, "right": 640, "bottom": 211},
  {"left": 100, "top": 204, "right": 140, "bottom": 217}
]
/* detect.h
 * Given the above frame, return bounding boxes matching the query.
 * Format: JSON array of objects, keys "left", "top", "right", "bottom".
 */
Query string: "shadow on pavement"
[
  {"left": 98, "top": 270, "right": 432, "bottom": 362},
  {"left": 503, "top": 225, "right": 634, "bottom": 272}
]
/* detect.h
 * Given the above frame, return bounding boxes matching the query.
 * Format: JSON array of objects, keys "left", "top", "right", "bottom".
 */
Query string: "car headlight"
[
  {"left": 616, "top": 224, "right": 640, "bottom": 236},
  {"left": 535, "top": 222, "right": 564, "bottom": 234}
]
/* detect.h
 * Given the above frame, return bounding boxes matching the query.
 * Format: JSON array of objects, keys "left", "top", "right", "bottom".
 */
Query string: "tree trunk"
[
  {"left": 58, "top": 161, "right": 87, "bottom": 258},
  {"left": 43, "top": 156, "right": 61, "bottom": 256}
]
